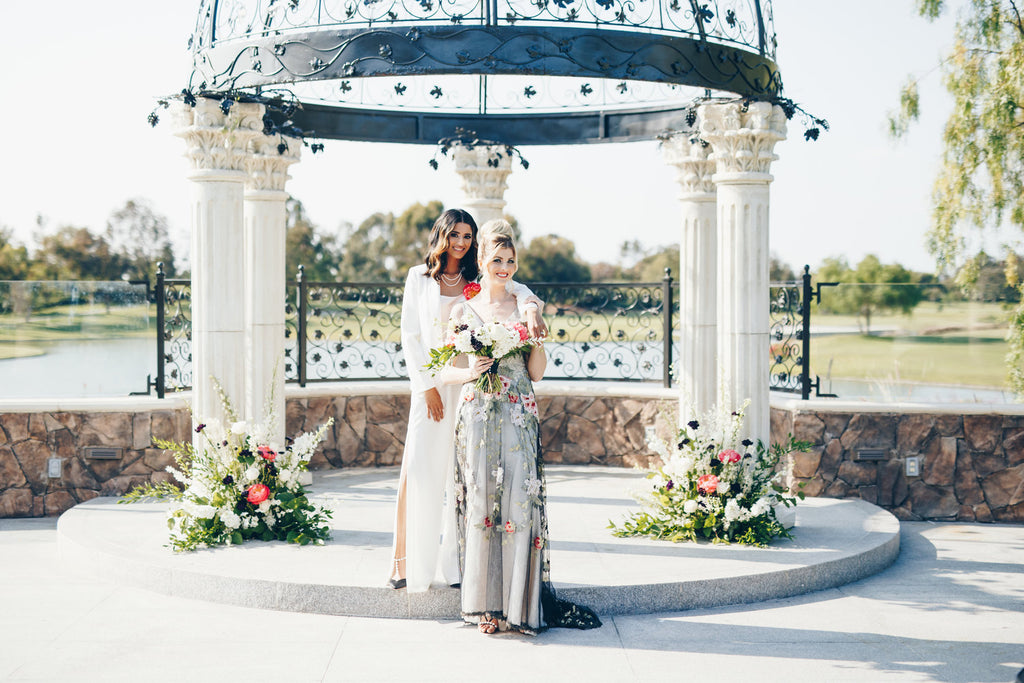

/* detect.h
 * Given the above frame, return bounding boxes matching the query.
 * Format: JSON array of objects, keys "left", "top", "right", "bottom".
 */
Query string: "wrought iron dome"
[{"left": 187, "top": 0, "right": 781, "bottom": 145}]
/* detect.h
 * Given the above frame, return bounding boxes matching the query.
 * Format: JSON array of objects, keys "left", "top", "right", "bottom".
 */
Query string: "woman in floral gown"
[{"left": 439, "top": 230, "right": 600, "bottom": 635}]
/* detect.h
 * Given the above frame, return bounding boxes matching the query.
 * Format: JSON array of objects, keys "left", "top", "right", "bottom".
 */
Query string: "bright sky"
[{"left": 0, "top": 2, "right": 980, "bottom": 274}]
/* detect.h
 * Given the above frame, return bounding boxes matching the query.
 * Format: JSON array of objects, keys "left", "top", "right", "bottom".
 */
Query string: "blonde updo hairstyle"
[{"left": 477, "top": 219, "right": 517, "bottom": 268}]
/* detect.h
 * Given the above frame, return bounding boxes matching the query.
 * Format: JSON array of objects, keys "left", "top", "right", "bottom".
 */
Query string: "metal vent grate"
[{"left": 83, "top": 447, "right": 123, "bottom": 460}]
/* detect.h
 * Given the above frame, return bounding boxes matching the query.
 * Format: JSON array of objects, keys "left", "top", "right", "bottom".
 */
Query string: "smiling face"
[
  {"left": 481, "top": 246, "right": 518, "bottom": 288},
  {"left": 445, "top": 222, "right": 474, "bottom": 264}
]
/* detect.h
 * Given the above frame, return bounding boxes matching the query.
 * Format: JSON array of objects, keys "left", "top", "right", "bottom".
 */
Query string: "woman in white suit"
[{"left": 389, "top": 210, "right": 544, "bottom": 591}]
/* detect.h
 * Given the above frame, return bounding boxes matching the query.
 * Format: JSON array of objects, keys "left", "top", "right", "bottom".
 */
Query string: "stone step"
[{"left": 57, "top": 466, "right": 900, "bottom": 618}]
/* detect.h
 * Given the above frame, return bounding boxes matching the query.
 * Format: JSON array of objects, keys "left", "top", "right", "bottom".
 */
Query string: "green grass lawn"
[
  {"left": 811, "top": 329, "right": 1010, "bottom": 389},
  {"left": 0, "top": 304, "right": 152, "bottom": 343},
  {"left": 0, "top": 343, "right": 46, "bottom": 361},
  {"left": 814, "top": 300, "right": 1011, "bottom": 334}
]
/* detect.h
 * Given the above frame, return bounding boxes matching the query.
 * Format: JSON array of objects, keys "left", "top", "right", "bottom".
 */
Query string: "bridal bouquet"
[
  {"left": 425, "top": 317, "right": 536, "bottom": 393},
  {"left": 122, "top": 382, "right": 334, "bottom": 552},
  {"left": 611, "top": 403, "right": 809, "bottom": 547}
]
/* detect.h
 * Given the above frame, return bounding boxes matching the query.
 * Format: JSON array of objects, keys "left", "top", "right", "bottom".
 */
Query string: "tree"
[
  {"left": 30, "top": 226, "right": 125, "bottom": 281},
  {"left": 335, "top": 200, "right": 444, "bottom": 281},
  {"left": 285, "top": 197, "right": 342, "bottom": 282},
  {"left": 634, "top": 245, "right": 680, "bottom": 282},
  {"left": 890, "top": 0, "right": 1024, "bottom": 390},
  {"left": 518, "top": 234, "right": 591, "bottom": 282},
  {"left": 105, "top": 198, "right": 176, "bottom": 282},
  {"left": 816, "top": 255, "right": 924, "bottom": 333},
  {"left": 0, "top": 228, "right": 30, "bottom": 280},
  {"left": 770, "top": 254, "right": 798, "bottom": 282}
]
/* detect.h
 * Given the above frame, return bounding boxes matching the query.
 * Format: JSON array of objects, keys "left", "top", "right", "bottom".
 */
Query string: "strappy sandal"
[
  {"left": 478, "top": 618, "right": 499, "bottom": 635},
  {"left": 388, "top": 557, "right": 406, "bottom": 589}
]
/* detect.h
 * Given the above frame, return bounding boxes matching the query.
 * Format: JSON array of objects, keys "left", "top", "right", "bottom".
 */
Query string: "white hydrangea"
[
  {"left": 724, "top": 498, "right": 742, "bottom": 522},
  {"left": 453, "top": 329, "right": 475, "bottom": 353},
  {"left": 750, "top": 497, "right": 770, "bottom": 517},
  {"left": 220, "top": 509, "right": 241, "bottom": 530},
  {"left": 717, "top": 479, "right": 731, "bottom": 495}
]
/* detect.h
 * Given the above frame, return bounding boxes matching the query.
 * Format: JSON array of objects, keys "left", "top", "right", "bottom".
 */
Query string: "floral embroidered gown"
[
  {"left": 452, "top": 316, "right": 549, "bottom": 634},
  {"left": 447, "top": 307, "right": 601, "bottom": 634}
]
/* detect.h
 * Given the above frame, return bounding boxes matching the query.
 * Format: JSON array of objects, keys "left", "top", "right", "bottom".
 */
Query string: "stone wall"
[
  {"left": 772, "top": 405, "right": 1024, "bottom": 523},
  {"left": 1, "top": 386, "right": 677, "bottom": 518}
]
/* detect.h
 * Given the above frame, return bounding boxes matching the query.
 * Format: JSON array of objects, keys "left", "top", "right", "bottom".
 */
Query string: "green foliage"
[
  {"left": 892, "top": 1, "right": 1024, "bottom": 391},
  {"left": 29, "top": 225, "right": 125, "bottom": 281},
  {"left": 0, "top": 228, "right": 30, "bottom": 280},
  {"left": 105, "top": 199, "right": 176, "bottom": 283},
  {"left": 816, "top": 255, "right": 925, "bottom": 333},
  {"left": 285, "top": 197, "right": 342, "bottom": 281},
  {"left": 518, "top": 234, "right": 592, "bottom": 282}
]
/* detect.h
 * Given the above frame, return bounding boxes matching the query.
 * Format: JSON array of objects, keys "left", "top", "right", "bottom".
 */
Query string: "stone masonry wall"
[
  {"left": 772, "top": 407, "right": 1024, "bottom": 523},
  {"left": 1, "top": 392, "right": 677, "bottom": 518}
]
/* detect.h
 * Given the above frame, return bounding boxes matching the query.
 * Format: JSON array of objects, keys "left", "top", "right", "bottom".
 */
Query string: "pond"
[{"left": 0, "top": 338, "right": 154, "bottom": 398}]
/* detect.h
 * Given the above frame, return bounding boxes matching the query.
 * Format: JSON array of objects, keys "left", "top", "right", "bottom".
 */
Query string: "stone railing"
[
  {"left": 4, "top": 388, "right": 1023, "bottom": 523},
  {"left": 771, "top": 398, "right": 1024, "bottom": 523},
  {"left": 0, "top": 382, "right": 676, "bottom": 518}
]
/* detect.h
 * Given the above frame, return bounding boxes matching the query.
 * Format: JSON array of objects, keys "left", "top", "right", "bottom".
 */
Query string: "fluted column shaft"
[
  {"left": 451, "top": 143, "right": 513, "bottom": 225},
  {"left": 173, "top": 99, "right": 264, "bottom": 435},
  {"left": 700, "top": 102, "right": 787, "bottom": 444},
  {"left": 662, "top": 134, "right": 717, "bottom": 424},
  {"left": 244, "top": 134, "right": 301, "bottom": 446}
]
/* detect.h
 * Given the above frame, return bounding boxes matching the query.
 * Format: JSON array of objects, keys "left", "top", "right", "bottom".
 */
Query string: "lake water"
[
  {"left": 0, "top": 338, "right": 1016, "bottom": 404},
  {"left": 0, "top": 338, "right": 155, "bottom": 398}
]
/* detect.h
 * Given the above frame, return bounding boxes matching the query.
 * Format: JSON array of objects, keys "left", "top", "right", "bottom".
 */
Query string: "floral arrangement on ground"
[
  {"left": 122, "top": 384, "right": 334, "bottom": 552},
  {"left": 611, "top": 403, "right": 809, "bottom": 547}
]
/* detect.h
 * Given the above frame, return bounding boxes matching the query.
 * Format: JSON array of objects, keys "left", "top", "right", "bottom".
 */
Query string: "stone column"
[
  {"left": 451, "top": 143, "right": 514, "bottom": 225},
  {"left": 244, "top": 131, "right": 301, "bottom": 445},
  {"left": 699, "top": 101, "right": 787, "bottom": 444},
  {"left": 662, "top": 133, "right": 717, "bottom": 424},
  {"left": 172, "top": 98, "right": 264, "bottom": 431}
]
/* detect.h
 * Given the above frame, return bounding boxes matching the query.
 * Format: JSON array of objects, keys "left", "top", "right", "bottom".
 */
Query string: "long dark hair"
[{"left": 424, "top": 208, "right": 479, "bottom": 282}]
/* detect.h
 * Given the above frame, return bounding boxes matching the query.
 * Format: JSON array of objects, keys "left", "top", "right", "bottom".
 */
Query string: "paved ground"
[{"left": 3, "top": 514, "right": 1024, "bottom": 681}]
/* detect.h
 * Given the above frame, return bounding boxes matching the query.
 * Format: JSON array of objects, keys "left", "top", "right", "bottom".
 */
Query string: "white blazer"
[{"left": 401, "top": 264, "right": 536, "bottom": 393}]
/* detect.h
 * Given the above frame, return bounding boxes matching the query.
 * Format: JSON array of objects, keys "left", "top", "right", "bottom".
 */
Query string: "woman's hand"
[
  {"left": 524, "top": 305, "right": 547, "bottom": 338},
  {"left": 424, "top": 387, "right": 444, "bottom": 422},
  {"left": 468, "top": 356, "right": 494, "bottom": 379}
]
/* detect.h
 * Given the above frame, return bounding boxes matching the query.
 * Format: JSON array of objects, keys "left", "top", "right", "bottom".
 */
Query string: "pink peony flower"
[
  {"left": 718, "top": 449, "right": 741, "bottom": 464},
  {"left": 463, "top": 282, "right": 481, "bottom": 300},
  {"left": 697, "top": 473, "right": 720, "bottom": 495},
  {"left": 246, "top": 483, "right": 270, "bottom": 504},
  {"left": 257, "top": 445, "right": 277, "bottom": 461},
  {"left": 514, "top": 323, "right": 529, "bottom": 342}
]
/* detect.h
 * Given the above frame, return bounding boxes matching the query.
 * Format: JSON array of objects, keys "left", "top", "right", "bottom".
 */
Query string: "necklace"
[{"left": 440, "top": 271, "right": 463, "bottom": 286}]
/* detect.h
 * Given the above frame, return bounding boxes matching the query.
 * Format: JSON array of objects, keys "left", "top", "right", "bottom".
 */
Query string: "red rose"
[
  {"left": 246, "top": 483, "right": 270, "bottom": 504},
  {"left": 697, "top": 474, "right": 720, "bottom": 495},
  {"left": 504, "top": 521, "right": 515, "bottom": 533},
  {"left": 257, "top": 445, "right": 277, "bottom": 461},
  {"left": 483, "top": 516, "right": 493, "bottom": 528},
  {"left": 463, "top": 282, "right": 481, "bottom": 300},
  {"left": 533, "top": 536, "right": 543, "bottom": 549},
  {"left": 718, "top": 449, "right": 741, "bottom": 464}
]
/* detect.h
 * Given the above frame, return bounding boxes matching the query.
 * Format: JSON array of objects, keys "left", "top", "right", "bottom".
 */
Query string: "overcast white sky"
[{"left": 0, "top": 1, "right": 995, "bottom": 275}]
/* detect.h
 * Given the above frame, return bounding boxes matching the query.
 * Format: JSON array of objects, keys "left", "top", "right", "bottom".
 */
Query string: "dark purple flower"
[
  {"left": 222, "top": 475, "right": 234, "bottom": 485},
  {"left": 741, "top": 438, "right": 753, "bottom": 447},
  {"left": 687, "top": 420, "right": 700, "bottom": 430},
  {"left": 195, "top": 423, "right": 206, "bottom": 433},
  {"left": 665, "top": 479, "right": 674, "bottom": 491}
]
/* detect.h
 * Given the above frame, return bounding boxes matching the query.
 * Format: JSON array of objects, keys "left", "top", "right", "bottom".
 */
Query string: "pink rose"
[
  {"left": 463, "top": 282, "right": 481, "bottom": 300},
  {"left": 246, "top": 483, "right": 270, "bottom": 504},
  {"left": 718, "top": 449, "right": 741, "bottom": 464},
  {"left": 697, "top": 474, "right": 720, "bottom": 495},
  {"left": 257, "top": 445, "right": 277, "bottom": 461},
  {"left": 504, "top": 521, "right": 515, "bottom": 533}
]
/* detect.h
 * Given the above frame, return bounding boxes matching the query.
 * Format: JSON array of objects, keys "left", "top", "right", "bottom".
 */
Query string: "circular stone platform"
[{"left": 57, "top": 466, "right": 900, "bottom": 618}]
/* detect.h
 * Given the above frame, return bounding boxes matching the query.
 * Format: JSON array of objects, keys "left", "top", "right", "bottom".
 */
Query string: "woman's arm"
[
  {"left": 400, "top": 268, "right": 437, "bottom": 395},
  {"left": 508, "top": 281, "right": 547, "bottom": 338},
  {"left": 526, "top": 342, "right": 546, "bottom": 382}
]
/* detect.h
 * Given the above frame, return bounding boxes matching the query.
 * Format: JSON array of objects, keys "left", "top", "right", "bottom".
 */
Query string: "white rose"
[
  {"left": 244, "top": 466, "right": 260, "bottom": 483},
  {"left": 717, "top": 480, "right": 731, "bottom": 495},
  {"left": 683, "top": 499, "right": 699, "bottom": 514},
  {"left": 230, "top": 421, "right": 249, "bottom": 435}
]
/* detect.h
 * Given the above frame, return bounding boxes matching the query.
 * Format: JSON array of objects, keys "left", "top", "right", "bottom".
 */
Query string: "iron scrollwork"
[{"left": 160, "top": 279, "right": 193, "bottom": 393}]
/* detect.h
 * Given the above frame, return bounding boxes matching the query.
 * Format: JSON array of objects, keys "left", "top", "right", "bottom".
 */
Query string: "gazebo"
[{"left": 172, "top": 0, "right": 788, "bottom": 445}]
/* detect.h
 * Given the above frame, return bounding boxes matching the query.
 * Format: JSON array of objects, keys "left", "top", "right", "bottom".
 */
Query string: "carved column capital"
[
  {"left": 171, "top": 99, "right": 266, "bottom": 178},
  {"left": 661, "top": 133, "right": 716, "bottom": 198},
  {"left": 698, "top": 101, "right": 787, "bottom": 182},
  {"left": 245, "top": 134, "right": 302, "bottom": 195},
  {"left": 451, "top": 142, "right": 514, "bottom": 201}
]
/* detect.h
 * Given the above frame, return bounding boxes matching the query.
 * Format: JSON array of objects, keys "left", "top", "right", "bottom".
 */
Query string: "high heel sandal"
[{"left": 388, "top": 557, "right": 406, "bottom": 590}]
